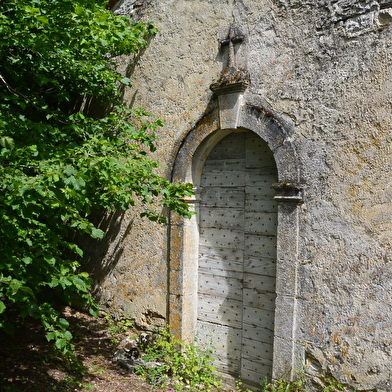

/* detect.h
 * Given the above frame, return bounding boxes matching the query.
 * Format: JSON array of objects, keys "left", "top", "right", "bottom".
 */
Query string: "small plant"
[
  {"left": 93, "top": 339, "right": 102, "bottom": 354},
  {"left": 122, "top": 319, "right": 133, "bottom": 330},
  {"left": 104, "top": 314, "right": 134, "bottom": 336},
  {"left": 91, "top": 366, "right": 106, "bottom": 375},
  {"left": 261, "top": 377, "right": 269, "bottom": 391},
  {"left": 261, "top": 378, "right": 306, "bottom": 392},
  {"left": 322, "top": 376, "right": 344, "bottom": 392},
  {"left": 236, "top": 378, "right": 253, "bottom": 392},
  {"left": 136, "top": 326, "right": 221, "bottom": 390}
]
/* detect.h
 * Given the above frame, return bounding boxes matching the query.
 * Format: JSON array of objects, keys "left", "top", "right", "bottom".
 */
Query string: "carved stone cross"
[
  {"left": 219, "top": 24, "right": 245, "bottom": 68},
  {"left": 210, "top": 24, "right": 249, "bottom": 129},
  {"left": 210, "top": 24, "right": 249, "bottom": 93}
]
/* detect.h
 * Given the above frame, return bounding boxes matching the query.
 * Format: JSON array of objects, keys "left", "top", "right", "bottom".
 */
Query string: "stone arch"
[{"left": 168, "top": 96, "right": 304, "bottom": 382}]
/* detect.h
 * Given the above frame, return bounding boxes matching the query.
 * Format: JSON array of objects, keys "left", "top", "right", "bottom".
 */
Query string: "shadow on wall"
[
  {"left": 63, "top": 29, "right": 151, "bottom": 119},
  {"left": 78, "top": 210, "right": 134, "bottom": 299},
  {"left": 72, "top": 34, "right": 152, "bottom": 293}
]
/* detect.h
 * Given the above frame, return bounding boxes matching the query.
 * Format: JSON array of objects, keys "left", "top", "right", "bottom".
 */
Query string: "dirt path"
[{"left": 0, "top": 307, "right": 180, "bottom": 391}]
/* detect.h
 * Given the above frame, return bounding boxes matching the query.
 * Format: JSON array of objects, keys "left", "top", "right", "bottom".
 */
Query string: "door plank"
[
  {"left": 200, "top": 207, "right": 244, "bottom": 229},
  {"left": 243, "top": 306, "right": 275, "bottom": 331},
  {"left": 243, "top": 256, "right": 276, "bottom": 276},
  {"left": 244, "top": 213, "right": 278, "bottom": 235},
  {"left": 198, "top": 275, "right": 243, "bottom": 300},
  {"left": 243, "top": 273, "right": 276, "bottom": 294},
  {"left": 199, "top": 227, "right": 244, "bottom": 249},
  {"left": 198, "top": 294, "right": 242, "bottom": 328},
  {"left": 242, "top": 338, "right": 274, "bottom": 361},
  {"left": 196, "top": 320, "right": 241, "bottom": 374},
  {"left": 200, "top": 188, "right": 245, "bottom": 208},
  {"left": 199, "top": 249, "right": 244, "bottom": 273},
  {"left": 245, "top": 234, "right": 277, "bottom": 258},
  {"left": 243, "top": 289, "right": 276, "bottom": 311}
]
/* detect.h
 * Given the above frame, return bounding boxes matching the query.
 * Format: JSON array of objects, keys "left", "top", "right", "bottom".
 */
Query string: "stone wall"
[{"left": 88, "top": 0, "right": 392, "bottom": 389}]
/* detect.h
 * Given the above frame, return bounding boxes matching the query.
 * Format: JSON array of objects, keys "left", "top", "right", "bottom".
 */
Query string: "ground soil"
[{"left": 0, "top": 307, "right": 237, "bottom": 392}]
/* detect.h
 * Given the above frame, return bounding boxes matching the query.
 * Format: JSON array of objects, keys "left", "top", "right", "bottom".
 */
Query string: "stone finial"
[
  {"left": 210, "top": 24, "right": 250, "bottom": 95},
  {"left": 210, "top": 24, "right": 249, "bottom": 129}
]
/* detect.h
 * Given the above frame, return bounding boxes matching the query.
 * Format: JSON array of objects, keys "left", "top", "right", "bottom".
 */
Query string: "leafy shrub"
[
  {"left": 136, "top": 327, "right": 221, "bottom": 390},
  {"left": 0, "top": 0, "right": 194, "bottom": 354}
]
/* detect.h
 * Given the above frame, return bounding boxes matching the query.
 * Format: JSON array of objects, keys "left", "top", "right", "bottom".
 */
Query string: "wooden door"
[{"left": 197, "top": 131, "right": 278, "bottom": 388}]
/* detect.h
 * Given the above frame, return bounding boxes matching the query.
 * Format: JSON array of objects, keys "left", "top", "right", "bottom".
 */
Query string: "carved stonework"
[
  {"left": 273, "top": 181, "right": 305, "bottom": 203},
  {"left": 210, "top": 24, "right": 249, "bottom": 129},
  {"left": 210, "top": 24, "right": 249, "bottom": 95}
]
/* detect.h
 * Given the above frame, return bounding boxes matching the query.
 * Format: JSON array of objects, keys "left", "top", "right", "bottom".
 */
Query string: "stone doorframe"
[{"left": 168, "top": 93, "right": 304, "bottom": 381}]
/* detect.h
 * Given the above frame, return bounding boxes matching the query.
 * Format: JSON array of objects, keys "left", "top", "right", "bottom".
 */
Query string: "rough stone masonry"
[{"left": 84, "top": 0, "right": 392, "bottom": 390}]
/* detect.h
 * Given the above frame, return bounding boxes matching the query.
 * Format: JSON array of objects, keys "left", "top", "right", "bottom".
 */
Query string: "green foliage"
[
  {"left": 136, "top": 327, "right": 221, "bottom": 390},
  {"left": 261, "top": 379, "right": 306, "bottom": 392},
  {"left": 260, "top": 373, "right": 350, "bottom": 392},
  {"left": 0, "top": 0, "right": 194, "bottom": 353},
  {"left": 104, "top": 313, "right": 134, "bottom": 337},
  {"left": 235, "top": 379, "right": 254, "bottom": 392},
  {"left": 258, "top": 370, "right": 306, "bottom": 392},
  {"left": 321, "top": 376, "right": 345, "bottom": 392}
]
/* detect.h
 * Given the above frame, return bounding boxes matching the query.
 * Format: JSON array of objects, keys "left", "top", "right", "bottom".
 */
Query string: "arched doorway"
[
  {"left": 196, "top": 131, "right": 278, "bottom": 387},
  {"left": 169, "top": 99, "right": 304, "bottom": 385}
]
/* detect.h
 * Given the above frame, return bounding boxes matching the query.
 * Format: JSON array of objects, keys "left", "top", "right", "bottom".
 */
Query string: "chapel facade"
[{"left": 87, "top": 0, "right": 392, "bottom": 390}]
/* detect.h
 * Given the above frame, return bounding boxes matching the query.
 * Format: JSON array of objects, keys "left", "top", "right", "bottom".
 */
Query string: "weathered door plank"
[{"left": 198, "top": 294, "right": 243, "bottom": 328}]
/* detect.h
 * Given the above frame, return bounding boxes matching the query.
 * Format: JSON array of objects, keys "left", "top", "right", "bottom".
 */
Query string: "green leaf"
[
  {"left": 22, "top": 257, "right": 33, "bottom": 265},
  {"left": 27, "top": 304, "right": 39, "bottom": 317},
  {"left": 74, "top": 6, "right": 84, "bottom": 15},
  {"left": 19, "top": 286, "right": 36, "bottom": 299},
  {"left": 37, "top": 15, "right": 49, "bottom": 24},
  {"left": 58, "top": 318, "right": 70, "bottom": 330},
  {"left": 63, "top": 330, "right": 73, "bottom": 340},
  {"left": 55, "top": 338, "right": 67, "bottom": 350},
  {"left": 120, "top": 77, "right": 131, "bottom": 86},
  {"left": 91, "top": 227, "right": 104, "bottom": 239},
  {"left": 0, "top": 301, "right": 6, "bottom": 315},
  {"left": 68, "top": 244, "right": 83, "bottom": 257},
  {"left": 46, "top": 332, "right": 56, "bottom": 342},
  {"left": 89, "top": 306, "right": 99, "bottom": 318},
  {"left": 0, "top": 321, "right": 15, "bottom": 336},
  {"left": 0, "top": 136, "right": 15, "bottom": 150}
]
